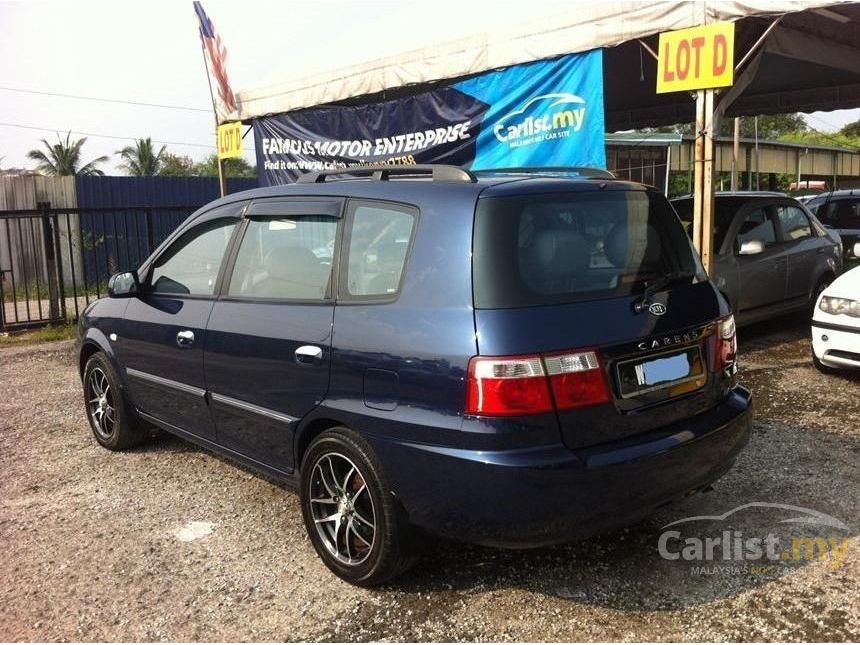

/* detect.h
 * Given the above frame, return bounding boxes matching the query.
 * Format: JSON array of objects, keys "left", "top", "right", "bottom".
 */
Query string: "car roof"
[
  {"left": 806, "top": 189, "right": 860, "bottom": 202},
  {"left": 197, "top": 169, "right": 652, "bottom": 213}
]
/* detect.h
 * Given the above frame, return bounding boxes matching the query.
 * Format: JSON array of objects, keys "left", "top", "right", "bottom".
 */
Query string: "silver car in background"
[{"left": 672, "top": 192, "right": 843, "bottom": 326}]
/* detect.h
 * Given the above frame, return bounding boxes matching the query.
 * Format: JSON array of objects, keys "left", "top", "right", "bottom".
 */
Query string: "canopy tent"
[
  {"left": 232, "top": 1, "right": 860, "bottom": 127},
  {"left": 230, "top": 0, "right": 860, "bottom": 271}
]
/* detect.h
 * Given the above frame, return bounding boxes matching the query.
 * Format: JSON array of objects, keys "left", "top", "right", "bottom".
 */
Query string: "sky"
[{"left": 0, "top": 0, "right": 858, "bottom": 175}]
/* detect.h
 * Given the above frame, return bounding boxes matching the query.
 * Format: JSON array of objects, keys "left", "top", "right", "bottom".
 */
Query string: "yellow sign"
[
  {"left": 217, "top": 122, "right": 243, "bottom": 159},
  {"left": 656, "top": 22, "right": 734, "bottom": 93}
]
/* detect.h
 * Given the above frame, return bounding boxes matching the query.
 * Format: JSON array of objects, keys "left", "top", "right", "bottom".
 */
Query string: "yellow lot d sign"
[
  {"left": 656, "top": 22, "right": 734, "bottom": 93},
  {"left": 217, "top": 122, "right": 243, "bottom": 159}
]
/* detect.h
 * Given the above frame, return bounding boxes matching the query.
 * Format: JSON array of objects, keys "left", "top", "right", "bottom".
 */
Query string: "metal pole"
[
  {"left": 731, "top": 117, "right": 740, "bottom": 191},
  {"left": 664, "top": 145, "right": 672, "bottom": 196},
  {"left": 754, "top": 116, "right": 760, "bottom": 190}
]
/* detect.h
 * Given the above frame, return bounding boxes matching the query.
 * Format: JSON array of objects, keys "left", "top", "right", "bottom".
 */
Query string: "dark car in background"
[
  {"left": 78, "top": 165, "right": 752, "bottom": 585},
  {"left": 672, "top": 192, "right": 842, "bottom": 326},
  {"left": 805, "top": 189, "right": 860, "bottom": 265}
]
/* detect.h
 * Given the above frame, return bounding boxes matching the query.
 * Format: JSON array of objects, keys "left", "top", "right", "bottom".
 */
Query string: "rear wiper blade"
[{"left": 633, "top": 270, "right": 694, "bottom": 313}]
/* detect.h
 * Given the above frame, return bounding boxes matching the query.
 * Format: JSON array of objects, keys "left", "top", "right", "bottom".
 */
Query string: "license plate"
[{"left": 616, "top": 346, "right": 704, "bottom": 399}]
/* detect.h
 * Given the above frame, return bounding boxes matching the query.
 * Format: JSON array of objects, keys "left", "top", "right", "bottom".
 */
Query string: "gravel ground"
[{"left": 0, "top": 317, "right": 858, "bottom": 641}]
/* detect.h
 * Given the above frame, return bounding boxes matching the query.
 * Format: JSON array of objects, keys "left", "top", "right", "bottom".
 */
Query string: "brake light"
[
  {"left": 465, "top": 355, "right": 553, "bottom": 416},
  {"left": 544, "top": 350, "right": 611, "bottom": 410},
  {"left": 465, "top": 350, "right": 610, "bottom": 416},
  {"left": 715, "top": 314, "right": 737, "bottom": 372}
]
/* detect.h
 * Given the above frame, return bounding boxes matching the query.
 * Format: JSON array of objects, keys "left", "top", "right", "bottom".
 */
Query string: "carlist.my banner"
[{"left": 253, "top": 50, "right": 605, "bottom": 185}]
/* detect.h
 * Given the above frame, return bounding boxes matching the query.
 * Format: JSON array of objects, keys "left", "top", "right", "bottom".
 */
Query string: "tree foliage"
[
  {"left": 26, "top": 132, "right": 108, "bottom": 176},
  {"left": 158, "top": 152, "right": 196, "bottom": 177},
  {"left": 839, "top": 118, "right": 860, "bottom": 139},
  {"left": 192, "top": 154, "right": 256, "bottom": 178},
  {"left": 116, "top": 137, "right": 166, "bottom": 176}
]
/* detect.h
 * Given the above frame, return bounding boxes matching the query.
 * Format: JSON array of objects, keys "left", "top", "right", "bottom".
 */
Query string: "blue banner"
[{"left": 254, "top": 50, "right": 605, "bottom": 185}]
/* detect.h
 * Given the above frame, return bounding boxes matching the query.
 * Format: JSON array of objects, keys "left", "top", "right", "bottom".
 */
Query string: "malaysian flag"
[{"left": 193, "top": 1, "right": 237, "bottom": 117}]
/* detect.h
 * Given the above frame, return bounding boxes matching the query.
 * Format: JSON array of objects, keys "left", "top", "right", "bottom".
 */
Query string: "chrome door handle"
[
  {"left": 176, "top": 330, "right": 195, "bottom": 347},
  {"left": 295, "top": 345, "right": 323, "bottom": 363}
]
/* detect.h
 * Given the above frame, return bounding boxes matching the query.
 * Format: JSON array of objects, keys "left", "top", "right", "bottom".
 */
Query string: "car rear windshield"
[{"left": 473, "top": 190, "right": 700, "bottom": 309}]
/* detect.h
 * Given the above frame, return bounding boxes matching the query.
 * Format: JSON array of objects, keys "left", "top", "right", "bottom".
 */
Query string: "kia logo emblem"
[{"left": 648, "top": 302, "right": 667, "bottom": 316}]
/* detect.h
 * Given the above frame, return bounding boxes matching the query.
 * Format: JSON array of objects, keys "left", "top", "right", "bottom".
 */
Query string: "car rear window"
[{"left": 473, "top": 190, "right": 700, "bottom": 309}]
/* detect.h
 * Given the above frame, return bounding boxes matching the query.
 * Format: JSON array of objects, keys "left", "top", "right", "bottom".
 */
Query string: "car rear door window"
[
  {"left": 474, "top": 190, "right": 699, "bottom": 308},
  {"left": 776, "top": 205, "right": 813, "bottom": 240},
  {"left": 341, "top": 201, "right": 417, "bottom": 299},
  {"left": 149, "top": 219, "right": 237, "bottom": 296},
  {"left": 736, "top": 208, "right": 776, "bottom": 247},
  {"left": 227, "top": 216, "right": 338, "bottom": 300}
]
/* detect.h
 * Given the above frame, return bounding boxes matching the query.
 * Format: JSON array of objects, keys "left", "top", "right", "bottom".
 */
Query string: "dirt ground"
[{"left": 0, "top": 317, "right": 858, "bottom": 641}]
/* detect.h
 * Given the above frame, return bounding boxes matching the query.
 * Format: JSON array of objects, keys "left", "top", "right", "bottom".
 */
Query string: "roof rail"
[
  {"left": 474, "top": 166, "right": 616, "bottom": 180},
  {"left": 296, "top": 164, "right": 477, "bottom": 184}
]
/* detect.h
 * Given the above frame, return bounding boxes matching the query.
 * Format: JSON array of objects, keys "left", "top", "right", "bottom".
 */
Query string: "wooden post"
[{"left": 692, "top": 89, "right": 716, "bottom": 275}]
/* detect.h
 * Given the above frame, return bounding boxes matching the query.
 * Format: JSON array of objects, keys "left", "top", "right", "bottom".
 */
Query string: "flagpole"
[{"left": 198, "top": 33, "right": 227, "bottom": 197}]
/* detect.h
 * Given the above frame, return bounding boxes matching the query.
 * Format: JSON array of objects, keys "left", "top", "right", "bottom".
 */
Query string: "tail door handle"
[
  {"left": 295, "top": 345, "right": 323, "bottom": 364},
  {"left": 176, "top": 330, "right": 195, "bottom": 347}
]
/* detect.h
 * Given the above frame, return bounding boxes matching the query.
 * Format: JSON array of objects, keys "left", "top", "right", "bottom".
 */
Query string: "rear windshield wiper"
[{"left": 633, "top": 270, "right": 694, "bottom": 313}]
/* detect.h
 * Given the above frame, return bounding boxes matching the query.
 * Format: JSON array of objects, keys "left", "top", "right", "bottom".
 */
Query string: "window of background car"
[
  {"left": 474, "top": 191, "right": 699, "bottom": 309},
  {"left": 342, "top": 201, "right": 417, "bottom": 298},
  {"left": 815, "top": 199, "right": 860, "bottom": 227},
  {"left": 149, "top": 219, "right": 237, "bottom": 295},
  {"left": 776, "top": 205, "right": 813, "bottom": 240},
  {"left": 671, "top": 197, "right": 741, "bottom": 251},
  {"left": 228, "top": 216, "right": 338, "bottom": 300},
  {"left": 736, "top": 208, "right": 776, "bottom": 248}
]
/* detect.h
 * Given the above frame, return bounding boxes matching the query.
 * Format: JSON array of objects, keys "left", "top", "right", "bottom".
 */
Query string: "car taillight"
[
  {"left": 465, "top": 350, "right": 610, "bottom": 416},
  {"left": 465, "top": 355, "right": 553, "bottom": 416},
  {"left": 715, "top": 314, "right": 737, "bottom": 372},
  {"left": 543, "top": 350, "right": 611, "bottom": 410}
]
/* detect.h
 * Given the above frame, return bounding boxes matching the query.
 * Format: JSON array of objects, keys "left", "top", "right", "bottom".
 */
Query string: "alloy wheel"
[
  {"left": 308, "top": 452, "right": 377, "bottom": 566},
  {"left": 87, "top": 367, "right": 116, "bottom": 440}
]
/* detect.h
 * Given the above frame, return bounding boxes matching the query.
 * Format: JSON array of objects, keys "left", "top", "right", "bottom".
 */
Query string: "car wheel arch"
[{"left": 294, "top": 416, "right": 349, "bottom": 470}]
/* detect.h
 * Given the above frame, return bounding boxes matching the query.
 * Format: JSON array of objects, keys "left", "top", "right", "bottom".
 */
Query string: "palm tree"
[
  {"left": 116, "top": 137, "right": 166, "bottom": 176},
  {"left": 26, "top": 132, "right": 108, "bottom": 176}
]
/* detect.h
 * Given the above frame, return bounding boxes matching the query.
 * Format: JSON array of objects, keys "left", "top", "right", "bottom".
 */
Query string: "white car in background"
[{"left": 812, "top": 250, "right": 860, "bottom": 372}]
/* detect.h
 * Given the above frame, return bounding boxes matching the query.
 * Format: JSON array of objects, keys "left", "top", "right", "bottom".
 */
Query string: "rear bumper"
[
  {"left": 368, "top": 386, "right": 752, "bottom": 548},
  {"left": 812, "top": 323, "right": 860, "bottom": 369}
]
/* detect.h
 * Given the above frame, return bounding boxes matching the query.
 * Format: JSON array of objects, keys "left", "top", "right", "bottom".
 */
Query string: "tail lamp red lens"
[
  {"left": 715, "top": 314, "right": 737, "bottom": 371},
  {"left": 465, "top": 350, "right": 610, "bottom": 417}
]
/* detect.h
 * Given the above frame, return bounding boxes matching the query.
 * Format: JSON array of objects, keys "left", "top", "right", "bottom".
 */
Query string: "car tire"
[
  {"left": 83, "top": 352, "right": 148, "bottom": 451},
  {"left": 300, "top": 427, "right": 418, "bottom": 586}
]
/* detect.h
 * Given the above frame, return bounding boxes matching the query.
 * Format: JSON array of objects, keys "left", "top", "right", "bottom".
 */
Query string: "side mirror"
[
  {"left": 107, "top": 271, "right": 138, "bottom": 298},
  {"left": 738, "top": 240, "right": 765, "bottom": 256},
  {"left": 854, "top": 241, "right": 860, "bottom": 259}
]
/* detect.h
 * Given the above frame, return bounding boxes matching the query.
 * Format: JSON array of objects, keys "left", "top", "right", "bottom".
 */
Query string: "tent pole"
[
  {"left": 731, "top": 117, "right": 740, "bottom": 191},
  {"left": 664, "top": 144, "right": 671, "bottom": 196}
]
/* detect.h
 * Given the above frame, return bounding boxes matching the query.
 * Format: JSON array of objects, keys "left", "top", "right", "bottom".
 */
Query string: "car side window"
[
  {"left": 341, "top": 201, "right": 417, "bottom": 299},
  {"left": 227, "top": 216, "right": 338, "bottom": 300},
  {"left": 149, "top": 218, "right": 237, "bottom": 296},
  {"left": 776, "top": 205, "right": 813, "bottom": 241},
  {"left": 736, "top": 208, "right": 776, "bottom": 248}
]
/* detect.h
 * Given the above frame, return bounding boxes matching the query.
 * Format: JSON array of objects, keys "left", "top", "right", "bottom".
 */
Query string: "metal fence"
[{"left": 0, "top": 202, "right": 201, "bottom": 332}]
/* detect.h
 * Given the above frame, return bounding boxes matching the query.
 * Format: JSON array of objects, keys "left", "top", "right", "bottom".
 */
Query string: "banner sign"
[
  {"left": 253, "top": 50, "right": 605, "bottom": 185},
  {"left": 217, "top": 122, "right": 243, "bottom": 159},
  {"left": 656, "top": 22, "right": 734, "bottom": 94}
]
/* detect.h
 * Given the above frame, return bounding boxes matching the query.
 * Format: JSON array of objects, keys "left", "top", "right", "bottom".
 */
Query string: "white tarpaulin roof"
[{"left": 233, "top": 0, "right": 857, "bottom": 123}]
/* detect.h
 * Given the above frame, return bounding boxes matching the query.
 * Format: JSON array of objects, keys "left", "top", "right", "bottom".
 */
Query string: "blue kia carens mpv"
[{"left": 78, "top": 165, "right": 752, "bottom": 585}]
